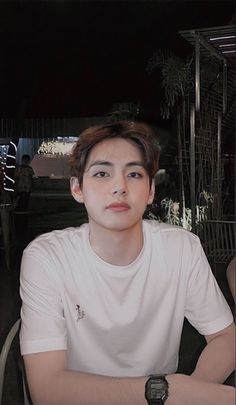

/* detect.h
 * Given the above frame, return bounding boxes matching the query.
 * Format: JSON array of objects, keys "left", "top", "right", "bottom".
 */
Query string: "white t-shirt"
[{"left": 20, "top": 220, "right": 233, "bottom": 377}]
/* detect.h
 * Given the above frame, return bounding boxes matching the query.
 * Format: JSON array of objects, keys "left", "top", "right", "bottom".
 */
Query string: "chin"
[
  {"left": 102, "top": 218, "right": 143, "bottom": 232},
  {"left": 88, "top": 211, "right": 144, "bottom": 232}
]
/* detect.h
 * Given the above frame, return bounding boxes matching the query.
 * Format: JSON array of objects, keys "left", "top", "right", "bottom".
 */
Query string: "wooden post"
[
  {"left": 223, "top": 60, "right": 227, "bottom": 116},
  {"left": 217, "top": 113, "right": 222, "bottom": 220},
  {"left": 195, "top": 34, "right": 200, "bottom": 112},
  {"left": 190, "top": 104, "right": 196, "bottom": 233}
]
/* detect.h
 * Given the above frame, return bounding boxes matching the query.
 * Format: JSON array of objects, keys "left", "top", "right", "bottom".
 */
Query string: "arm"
[
  {"left": 24, "top": 350, "right": 147, "bottom": 405},
  {"left": 226, "top": 258, "right": 236, "bottom": 303},
  {"left": 166, "top": 323, "right": 236, "bottom": 404},
  {"left": 191, "top": 322, "right": 235, "bottom": 383},
  {"left": 24, "top": 349, "right": 235, "bottom": 405}
]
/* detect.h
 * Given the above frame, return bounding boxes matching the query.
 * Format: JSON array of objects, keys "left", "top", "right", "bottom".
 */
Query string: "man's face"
[{"left": 71, "top": 138, "right": 155, "bottom": 233}]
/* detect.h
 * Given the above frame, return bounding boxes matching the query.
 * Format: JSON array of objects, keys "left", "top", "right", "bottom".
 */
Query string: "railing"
[{"left": 198, "top": 220, "right": 236, "bottom": 264}]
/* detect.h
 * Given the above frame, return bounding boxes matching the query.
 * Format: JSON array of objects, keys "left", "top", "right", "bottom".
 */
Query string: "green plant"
[{"left": 147, "top": 50, "right": 193, "bottom": 119}]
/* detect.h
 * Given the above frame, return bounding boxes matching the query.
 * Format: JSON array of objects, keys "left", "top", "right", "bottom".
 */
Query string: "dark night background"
[{"left": 0, "top": 0, "right": 235, "bottom": 122}]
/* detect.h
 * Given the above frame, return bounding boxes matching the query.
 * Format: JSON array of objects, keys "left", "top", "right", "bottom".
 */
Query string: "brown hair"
[{"left": 69, "top": 120, "right": 160, "bottom": 186}]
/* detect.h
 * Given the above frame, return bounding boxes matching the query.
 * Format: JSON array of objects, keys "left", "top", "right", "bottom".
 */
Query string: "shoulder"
[
  {"left": 26, "top": 166, "right": 34, "bottom": 173},
  {"left": 24, "top": 223, "right": 89, "bottom": 258},
  {"left": 143, "top": 220, "right": 202, "bottom": 260},
  {"left": 144, "top": 219, "right": 199, "bottom": 243},
  {"left": 21, "top": 224, "right": 89, "bottom": 282}
]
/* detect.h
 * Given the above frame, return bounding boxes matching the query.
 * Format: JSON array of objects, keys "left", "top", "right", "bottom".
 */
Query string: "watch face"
[
  {"left": 148, "top": 382, "right": 165, "bottom": 398},
  {"left": 145, "top": 376, "right": 168, "bottom": 403}
]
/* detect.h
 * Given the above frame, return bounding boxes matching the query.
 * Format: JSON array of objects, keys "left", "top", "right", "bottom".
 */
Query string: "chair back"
[
  {"left": 0, "top": 319, "right": 31, "bottom": 405},
  {"left": 199, "top": 220, "right": 236, "bottom": 264}
]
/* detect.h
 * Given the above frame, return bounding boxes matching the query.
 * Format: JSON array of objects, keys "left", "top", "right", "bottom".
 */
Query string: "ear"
[
  {"left": 70, "top": 177, "right": 84, "bottom": 203},
  {"left": 147, "top": 179, "right": 155, "bottom": 205}
]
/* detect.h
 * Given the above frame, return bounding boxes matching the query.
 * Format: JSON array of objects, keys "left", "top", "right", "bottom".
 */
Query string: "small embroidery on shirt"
[{"left": 76, "top": 305, "right": 85, "bottom": 321}]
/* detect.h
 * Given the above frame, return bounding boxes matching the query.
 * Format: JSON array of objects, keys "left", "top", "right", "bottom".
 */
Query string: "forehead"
[{"left": 86, "top": 138, "right": 143, "bottom": 165}]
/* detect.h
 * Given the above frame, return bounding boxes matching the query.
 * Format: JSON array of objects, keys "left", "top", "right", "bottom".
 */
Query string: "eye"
[
  {"left": 128, "top": 172, "right": 143, "bottom": 178},
  {"left": 94, "top": 171, "right": 109, "bottom": 178}
]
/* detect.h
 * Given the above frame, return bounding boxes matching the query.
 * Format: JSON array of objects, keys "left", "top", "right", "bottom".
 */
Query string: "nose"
[
  {"left": 111, "top": 175, "right": 127, "bottom": 197},
  {"left": 112, "top": 188, "right": 127, "bottom": 196}
]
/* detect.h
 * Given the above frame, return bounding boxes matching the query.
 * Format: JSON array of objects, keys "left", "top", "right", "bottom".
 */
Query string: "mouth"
[{"left": 106, "top": 202, "right": 130, "bottom": 212}]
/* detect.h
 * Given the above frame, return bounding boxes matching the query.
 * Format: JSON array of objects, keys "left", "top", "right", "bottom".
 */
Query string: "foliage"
[
  {"left": 146, "top": 48, "right": 224, "bottom": 223},
  {"left": 147, "top": 193, "right": 213, "bottom": 231},
  {"left": 147, "top": 50, "right": 193, "bottom": 118}
]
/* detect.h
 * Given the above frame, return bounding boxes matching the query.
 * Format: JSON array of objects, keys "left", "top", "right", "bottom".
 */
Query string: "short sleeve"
[
  {"left": 20, "top": 246, "right": 67, "bottom": 355},
  {"left": 185, "top": 239, "right": 233, "bottom": 335}
]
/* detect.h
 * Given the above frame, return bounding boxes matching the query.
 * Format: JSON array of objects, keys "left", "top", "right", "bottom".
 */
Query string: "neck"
[{"left": 88, "top": 221, "right": 144, "bottom": 266}]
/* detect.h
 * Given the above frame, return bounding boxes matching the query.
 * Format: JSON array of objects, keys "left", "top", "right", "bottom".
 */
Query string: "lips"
[{"left": 106, "top": 202, "right": 130, "bottom": 211}]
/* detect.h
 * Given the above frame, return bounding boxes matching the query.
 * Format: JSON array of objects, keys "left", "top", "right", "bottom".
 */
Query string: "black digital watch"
[{"left": 145, "top": 374, "right": 169, "bottom": 405}]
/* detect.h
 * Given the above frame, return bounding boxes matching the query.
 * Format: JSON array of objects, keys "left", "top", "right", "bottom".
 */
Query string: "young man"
[{"left": 20, "top": 121, "right": 235, "bottom": 405}]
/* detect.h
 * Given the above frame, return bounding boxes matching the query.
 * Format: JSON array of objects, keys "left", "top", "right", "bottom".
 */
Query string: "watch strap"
[
  {"left": 150, "top": 400, "right": 163, "bottom": 405},
  {"left": 149, "top": 399, "right": 164, "bottom": 405}
]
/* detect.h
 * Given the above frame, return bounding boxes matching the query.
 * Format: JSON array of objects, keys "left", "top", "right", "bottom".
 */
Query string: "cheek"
[
  {"left": 131, "top": 188, "right": 152, "bottom": 206},
  {"left": 82, "top": 187, "right": 100, "bottom": 205}
]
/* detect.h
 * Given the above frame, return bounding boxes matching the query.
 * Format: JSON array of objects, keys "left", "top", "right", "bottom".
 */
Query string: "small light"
[
  {"left": 219, "top": 43, "right": 236, "bottom": 47},
  {"left": 210, "top": 35, "right": 236, "bottom": 41},
  {"left": 222, "top": 50, "right": 236, "bottom": 54}
]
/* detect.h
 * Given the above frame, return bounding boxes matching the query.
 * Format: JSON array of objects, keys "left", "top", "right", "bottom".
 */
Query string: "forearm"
[
  {"left": 30, "top": 369, "right": 235, "bottom": 405},
  {"left": 29, "top": 369, "right": 147, "bottom": 405},
  {"left": 191, "top": 324, "right": 235, "bottom": 383}
]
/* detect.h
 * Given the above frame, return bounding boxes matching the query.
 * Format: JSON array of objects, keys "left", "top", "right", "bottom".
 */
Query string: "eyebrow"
[{"left": 87, "top": 160, "right": 145, "bottom": 170}]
